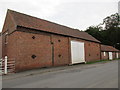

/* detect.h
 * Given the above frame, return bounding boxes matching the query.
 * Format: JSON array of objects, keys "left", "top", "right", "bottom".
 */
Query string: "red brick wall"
[
  {"left": 119, "top": 52, "right": 120, "bottom": 58},
  {"left": 6, "top": 30, "right": 70, "bottom": 72},
  {"left": 3, "top": 28, "right": 101, "bottom": 72},
  {"left": 0, "top": 35, "right": 2, "bottom": 58},
  {"left": 101, "top": 52, "right": 109, "bottom": 60},
  {"left": 51, "top": 35, "right": 69, "bottom": 66},
  {"left": 15, "top": 31, "right": 53, "bottom": 72},
  {"left": 5, "top": 32, "right": 18, "bottom": 60},
  {"left": 70, "top": 38, "right": 101, "bottom": 62},
  {"left": 112, "top": 52, "right": 116, "bottom": 59},
  {"left": 85, "top": 41, "right": 101, "bottom": 62},
  {"left": 5, "top": 31, "right": 53, "bottom": 72},
  {"left": 115, "top": 52, "right": 120, "bottom": 59}
]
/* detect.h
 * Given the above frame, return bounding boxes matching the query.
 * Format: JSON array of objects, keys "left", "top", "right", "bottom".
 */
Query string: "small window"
[
  {"left": 104, "top": 52, "right": 106, "bottom": 56},
  {"left": 89, "top": 54, "right": 91, "bottom": 56},
  {"left": 31, "top": 55, "right": 36, "bottom": 59}
]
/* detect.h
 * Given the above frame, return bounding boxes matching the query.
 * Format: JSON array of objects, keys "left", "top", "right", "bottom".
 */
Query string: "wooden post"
[{"left": 4, "top": 56, "right": 7, "bottom": 74}]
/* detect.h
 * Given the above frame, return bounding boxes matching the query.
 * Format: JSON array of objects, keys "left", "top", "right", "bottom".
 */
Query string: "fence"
[{"left": 0, "top": 56, "right": 15, "bottom": 75}]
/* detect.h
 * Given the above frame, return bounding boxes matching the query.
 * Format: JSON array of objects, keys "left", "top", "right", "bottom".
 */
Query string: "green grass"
[
  {"left": 86, "top": 59, "right": 114, "bottom": 64},
  {"left": 113, "top": 58, "right": 120, "bottom": 60},
  {"left": 86, "top": 58, "right": 120, "bottom": 64}
]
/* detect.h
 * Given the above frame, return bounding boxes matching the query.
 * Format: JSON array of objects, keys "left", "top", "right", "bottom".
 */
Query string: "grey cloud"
[{"left": 0, "top": 0, "right": 119, "bottom": 31}]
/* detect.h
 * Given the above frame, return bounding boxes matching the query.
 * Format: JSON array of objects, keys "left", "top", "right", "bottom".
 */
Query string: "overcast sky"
[{"left": 0, "top": 0, "right": 119, "bottom": 32}]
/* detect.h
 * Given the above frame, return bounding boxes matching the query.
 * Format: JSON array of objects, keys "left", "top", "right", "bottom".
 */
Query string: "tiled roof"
[
  {"left": 8, "top": 9, "right": 100, "bottom": 43},
  {"left": 101, "top": 45, "right": 119, "bottom": 52}
]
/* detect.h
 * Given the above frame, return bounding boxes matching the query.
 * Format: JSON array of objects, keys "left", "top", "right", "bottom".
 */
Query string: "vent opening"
[{"left": 31, "top": 55, "right": 36, "bottom": 59}]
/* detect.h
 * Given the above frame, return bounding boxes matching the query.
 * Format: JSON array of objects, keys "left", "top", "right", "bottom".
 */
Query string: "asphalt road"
[{"left": 3, "top": 60, "right": 118, "bottom": 88}]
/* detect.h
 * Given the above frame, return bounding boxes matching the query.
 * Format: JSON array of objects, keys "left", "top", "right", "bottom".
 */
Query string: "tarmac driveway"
[{"left": 2, "top": 60, "right": 119, "bottom": 88}]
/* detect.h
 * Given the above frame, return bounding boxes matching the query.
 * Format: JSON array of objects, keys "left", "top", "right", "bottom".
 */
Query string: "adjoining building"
[
  {"left": 101, "top": 45, "right": 120, "bottom": 60},
  {"left": 2, "top": 9, "right": 101, "bottom": 72}
]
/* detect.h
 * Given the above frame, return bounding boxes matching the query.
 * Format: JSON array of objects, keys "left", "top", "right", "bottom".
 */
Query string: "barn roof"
[
  {"left": 101, "top": 45, "right": 119, "bottom": 52},
  {"left": 8, "top": 9, "right": 100, "bottom": 43}
]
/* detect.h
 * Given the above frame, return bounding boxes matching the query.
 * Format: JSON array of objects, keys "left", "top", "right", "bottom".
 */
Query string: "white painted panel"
[
  {"left": 71, "top": 41, "right": 85, "bottom": 64},
  {"left": 109, "top": 52, "right": 113, "bottom": 60},
  {"left": 104, "top": 52, "right": 106, "bottom": 56},
  {"left": 116, "top": 53, "right": 119, "bottom": 58}
]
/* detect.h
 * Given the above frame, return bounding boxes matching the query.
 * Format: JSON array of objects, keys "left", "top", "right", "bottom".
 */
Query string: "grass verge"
[{"left": 86, "top": 59, "right": 119, "bottom": 64}]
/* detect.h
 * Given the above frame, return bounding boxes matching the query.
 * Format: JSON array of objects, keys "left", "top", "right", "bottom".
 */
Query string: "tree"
[
  {"left": 85, "top": 26, "right": 104, "bottom": 42},
  {"left": 103, "top": 13, "right": 119, "bottom": 29},
  {"left": 85, "top": 13, "right": 120, "bottom": 50}
]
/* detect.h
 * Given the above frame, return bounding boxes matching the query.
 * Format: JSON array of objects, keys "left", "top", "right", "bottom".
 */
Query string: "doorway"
[
  {"left": 109, "top": 52, "right": 113, "bottom": 60},
  {"left": 71, "top": 40, "right": 85, "bottom": 64}
]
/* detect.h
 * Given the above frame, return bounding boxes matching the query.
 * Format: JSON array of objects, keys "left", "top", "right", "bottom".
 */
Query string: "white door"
[
  {"left": 116, "top": 53, "right": 119, "bottom": 59},
  {"left": 109, "top": 52, "right": 113, "bottom": 60},
  {"left": 71, "top": 41, "right": 85, "bottom": 64}
]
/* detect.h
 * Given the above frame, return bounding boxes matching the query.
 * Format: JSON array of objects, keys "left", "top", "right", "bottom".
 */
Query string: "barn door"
[
  {"left": 109, "top": 52, "right": 113, "bottom": 60},
  {"left": 71, "top": 41, "right": 85, "bottom": 64}
]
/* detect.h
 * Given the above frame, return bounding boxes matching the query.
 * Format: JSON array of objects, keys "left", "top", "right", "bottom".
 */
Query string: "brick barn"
[
  {"left": 101, "top": 45, "right": 120, "bottom": 60},
  {"left": 2, "top": 10, "right": 101, "bottom": 72}
]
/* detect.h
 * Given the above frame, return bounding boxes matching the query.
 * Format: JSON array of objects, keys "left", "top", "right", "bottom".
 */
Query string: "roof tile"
[
  {"left": 8, "top": 9, "right": 100, "bottom": 43},
  {"left": 101, "top": 45, "right": 119, "bottom": 52}
]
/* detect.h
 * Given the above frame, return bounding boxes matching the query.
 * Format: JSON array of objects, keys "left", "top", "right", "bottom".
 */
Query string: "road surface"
[{"left": 3, "top": 60, "right": 118, "bottom": 88}]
